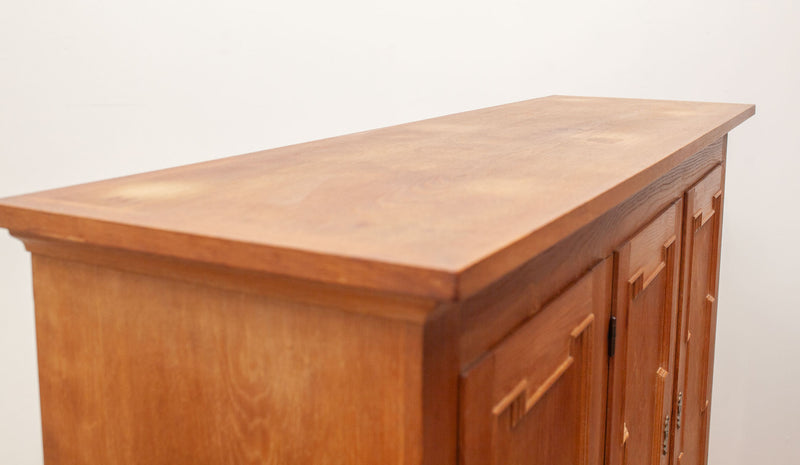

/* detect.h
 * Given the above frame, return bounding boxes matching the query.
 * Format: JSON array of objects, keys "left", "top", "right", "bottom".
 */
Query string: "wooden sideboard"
[{"left": 0, "top": 96, "right": 754, "bottom": 465}]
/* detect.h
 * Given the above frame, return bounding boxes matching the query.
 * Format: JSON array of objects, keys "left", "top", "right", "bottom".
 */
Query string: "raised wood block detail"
[
  {"left": 630, "top": 237, "right": 676, "bottom": 300},
  {"left": 493, "top": 313, "right": 596, "bottom": 431},
  {"left": 492, "top": 379, "right": 529, "bottom": 427}
]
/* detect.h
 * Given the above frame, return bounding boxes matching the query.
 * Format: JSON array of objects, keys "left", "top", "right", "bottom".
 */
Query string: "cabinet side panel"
[{"left": 32, "top": 255, "right": 424, "bottom": 465}]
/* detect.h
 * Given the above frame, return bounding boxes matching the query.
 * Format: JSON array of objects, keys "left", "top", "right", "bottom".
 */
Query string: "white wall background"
[{"left": 0, "top": 1, "right": 797, "bottom": 463}]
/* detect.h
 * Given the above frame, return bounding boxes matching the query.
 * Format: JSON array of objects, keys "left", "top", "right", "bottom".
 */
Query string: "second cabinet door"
[
  {"left": 459, "top": 259, "right": 612, "bottom": 465},
  {"left": 607, "top": 200, "right": 683, "bottom": 465},
  {"left": 670, "top": 166, "right": 725, "bottom": 465}
]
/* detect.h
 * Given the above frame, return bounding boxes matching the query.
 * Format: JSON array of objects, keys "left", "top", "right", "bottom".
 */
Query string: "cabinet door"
[
  {"left": 670, "top": 166, "right": 724, "bottom": 465},
  {"left": 607, "top": 200, "right": 682, "bottom": 465},
  {"left": 459, "top": 259, "right": 612, "bottom": 465}
]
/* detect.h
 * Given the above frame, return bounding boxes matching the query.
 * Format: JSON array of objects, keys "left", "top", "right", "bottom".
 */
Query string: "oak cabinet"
[{"left": 0, "top": 96, "right": 753, "bottom": 464}]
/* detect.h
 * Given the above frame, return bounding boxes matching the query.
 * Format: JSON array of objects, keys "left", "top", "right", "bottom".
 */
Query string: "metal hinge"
[{"left": 608, "top": 316, "right": 617, "bottom": 357}]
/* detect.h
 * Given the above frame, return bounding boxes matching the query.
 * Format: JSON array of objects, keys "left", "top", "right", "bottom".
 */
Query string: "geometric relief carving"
[
  {"left": 692, "top": 208, "right": 715, "bottom": 232},
  {"left": 629, "top": 236, "right": 676, "bottom": 301},
  {"left": 493, "top": 314, "right": 595, "bottom": 431}
]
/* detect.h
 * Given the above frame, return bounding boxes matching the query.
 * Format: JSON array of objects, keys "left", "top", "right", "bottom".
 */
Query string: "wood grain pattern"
[
  {"left": 606, "top": 201, "right": 683, "bottom": 465},
  {"left": 459, "top": 137, "right": 725, "bottom": 368},
  {"left": 459, "top": 259, "right": 612, "bottom": 465},
  {"left": 31, "top": 254, "right": 454, "bottom": 465},
  {"left": 0, "top": 98, "right": 753, "bottom": 465},
  {"left": 0, "top": 96, "right": 754, "bottom": 299},
  {"left": 670, "top": 165, "right": 725, "bottom": 465},
  {"left": 17, "top": 234, "right": 439, "bottom": 323}
]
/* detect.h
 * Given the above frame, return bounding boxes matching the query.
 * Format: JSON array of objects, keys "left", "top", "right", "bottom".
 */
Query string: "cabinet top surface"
[{"left": 0, "top": 96, "right": 753, "bottom": 300}]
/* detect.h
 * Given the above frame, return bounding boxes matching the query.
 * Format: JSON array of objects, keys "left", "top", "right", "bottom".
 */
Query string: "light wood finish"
[
  {"left": 0, "top": 97, "right": 753, "bottom": 464},
  {"left": 0, "top": 96, "right": 754, "bottom": 300},
  {"left": 670, "top": 166, "right": 725, "bottom": 465}
]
